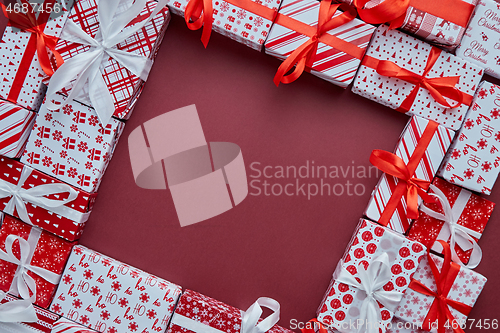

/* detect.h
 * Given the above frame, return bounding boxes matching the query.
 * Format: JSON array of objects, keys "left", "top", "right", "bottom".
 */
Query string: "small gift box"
[
  {"left": 352, "top": 25, "right": 483, "bottom": 131},
  {"left": 264, "top": 0, "right": 376, "bottom": 87},
  {"left": 0, "top": 100, "right": 36, "bottom": 158},
  {"left": 365, "top": 116, "right": 454, "bottom": 233},
  {"left": 50, "top": 245, "right": 182, "bottom": 333},
  {"left": 21, "top": 94, "right": 125, "bottom": 193},
  {"left": 408, "top": 177, "right": 494, "bottom": 268},
  {"left": 168, "top": 289, "right": 292, "bottom": 333},
  {"left": 316, "top": 219, "right": 426, "bottom": 333},
  {"left": 52, "top": 317, "right": 98, "bottom": 332},
  {"left": 439, "top": 81, "right": 500, "bottom": 195},
  {"left": 0, "top": 215, "right": 74, "bottom": 309}
]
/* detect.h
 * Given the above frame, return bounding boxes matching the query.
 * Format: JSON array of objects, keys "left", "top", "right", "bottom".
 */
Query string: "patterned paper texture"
[
  {"left": 316, "top": 219, "right": 426, "bottom": 333},
  {"left": 352, "top": 25, "right": 483, "bottom": 131},
  {"left": 264, "top": 0, "right": 375, "bottom": 88},
  {"left": 408, "top": 177, "right": 495, "bottom": 264},
  {"left": 52, "top": 317, "right": 98, "bottom": 332},
  {"left": 0, "top": 100, "right": 36, "bottom": 158},
  {"left": 365, "top": 116, "right": 454, "bottom": 233},
  {"left": 51, "top": 245, "right": 182, "bottom": 333},
  {"left": 21, "top": 94, "right": 125, "bottom": 193},
  {"left": 439, "top": 81, "right": 500, "bottom": 194},
  {"left": 386, "top": 318, "right": 427, "bottom": 333}
]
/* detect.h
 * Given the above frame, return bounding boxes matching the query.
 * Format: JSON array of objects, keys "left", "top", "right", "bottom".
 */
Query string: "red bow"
[
  {"left": 184, "top": 0, "right": 214, "bottom": 48},
  {"left": 300, "top": 319, "right": 329, "bottom": 333},
  {"left": 354, "top": 0, "right": 409, "bottom": 28}
]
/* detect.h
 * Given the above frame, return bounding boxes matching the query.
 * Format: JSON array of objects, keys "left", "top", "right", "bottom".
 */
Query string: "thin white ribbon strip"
[
  {"left": 45, "top": 0, "right": 168, "bottom": 125},
  {"left": 0, "top": 291, "right": 38, "bottom": 323},
  {"left": 335, "top": 253, "right": 403, "bottom": 333},
  {"left": 420, "top": 184, "right": 483, "bottom": 269}
]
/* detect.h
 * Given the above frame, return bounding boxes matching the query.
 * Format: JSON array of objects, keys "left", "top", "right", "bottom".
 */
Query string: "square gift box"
[
  {"left": 439, "top": 81, "right": 500, "bottom": 195},
  {"left": 316, "top": 219, "right": 426, "bottom": 333},
  {"left": 50, "top": 245, "right": 182, "bottom": 333},
  {"left": 0, "top": 99, "right": 36, "bottom": 158},
  {"left": 352, "top": 25, "right": 483, "bottom": 131},
  {"left": 21, "top": 94, "right": 125, "bottom": 193},
  {"left": 365, "top": 116, "right": 455, "bottom": 233}
]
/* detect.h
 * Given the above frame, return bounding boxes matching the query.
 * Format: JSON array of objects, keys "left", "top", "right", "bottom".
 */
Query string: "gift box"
[
  {"left": 21, "top": 94, "right": 125, "bottom": 193},
  {"left": 0, "top": 0, "right": 72, "bottom": 111},
  {"left": 0, "top": 215, "right": 74, "bottom": 308},
  {"left": 52, "top": 317, "right": 98, "bottom": 332},
  {"left": 50, "top": 245, "right": 182, "bottom": 333},
  {"left": 407, "top": 177, "right": 494, "bottom": 268},
  {"left": 264, "top": 0, "right": 376, "bottom": 87},
  {"left": 0, "top": 156, "right": 97, "bottom": 242},
  {"left": 352, "top": 25, "right": 483, "bottom": 131},
  {"left": 439, "top": 81, "right": 500, "bottom": 194},
  {"left": 365, "top": 116, "right": 454, "bottom": 233},
  {"left": 316, "top": 219, "right": 426, "bottom": 333},
  {"left": 0, "top": 99, "right": 36, "bottom": 158},
  {"left": 456, "top": 0, "right": 500, "bottom": 79}
]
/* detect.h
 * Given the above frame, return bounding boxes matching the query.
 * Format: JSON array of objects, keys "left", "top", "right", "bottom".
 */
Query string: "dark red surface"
[{"left": 2, "top": 13, "right": 500, "bottom": 332}]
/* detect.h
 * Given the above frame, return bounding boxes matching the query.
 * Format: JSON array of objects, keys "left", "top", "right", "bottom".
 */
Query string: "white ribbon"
[
  {"left": 420, "top": 184, "right": 483, "bottom": 269},
  {"left": 45, "top": 0, "right": 168, "bottom": 125},
  {"left": 0, "top": 292, "right": 38, "bottom": 323},
  {"left": 335, "top": 253, "right": 403, "bottom": 333}
]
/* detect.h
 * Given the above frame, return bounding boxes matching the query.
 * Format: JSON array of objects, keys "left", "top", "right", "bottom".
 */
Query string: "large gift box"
[
  {"left": 0, "top": 100, "right": 36, "bottom": 158},
  {"left": 352, "top": 25, "right": 483, "bottom": 131},
  {"left": 407, "top": 177, "right": 494, "bottom": 268},
  {"left": 365, "top": 116, "right": 454, "bottom": 233},
  {"left": 439, "top": 81, "right": 500, "bottom": 195},
  {"left": 50, "top": 245, "right": 182, "bottom": 333},
  {"left": 264, "top": 0, "right": 376, "bottom": 87},
  {"left": 316, "top": 219, "right": 426, "bottom": 333},
  {"left": 21, "top": 94, "right": 125, "bottom": 193}
]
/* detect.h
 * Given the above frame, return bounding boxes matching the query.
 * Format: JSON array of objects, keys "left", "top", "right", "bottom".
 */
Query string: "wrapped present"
[
  {"left": 316, "top": 219, "right": 426, "bottom": 333},
  {"left": 0, "top": 215, "right": 74, "bottom": 309},
  {"left": 352, "top": 25, "right": 483, "bottom": 131},
  {"left": 264, "top": 0, "right": 376, "bottom": 87},
  {"left": 52, "top": 317, "right": 97, "bottom": 332},
  {"left": 439, "top": 81, "right": 500, "bottom": 194},
  {"left": 0, "top": 294, "right": 60, "bottom": 332},
  {"left": 44, "top": 0, "right": 170, "bottom": 124},
  {"left": 394, "top": 241, "right": 486, "bottom": 333},
  {"left": 0, "top": 0, "right": 72, "bottom": 111},
  {"left": 50, "top": 245, "right": 182, "bottom": 333},
  {"left": 168, "top": 289, "right": 291, "bottom": 333},
  {"left": 408, "top": 177, "right": 494, "bottom": 268},
  {"left": 21, "top": 94, "right": 125, "bottom": 193},
  {"left": 365, "top": 116, "right": 454, "bottom": 233},
  {"left": 0, "top": 100, "right": 36, "bottom": 158}
]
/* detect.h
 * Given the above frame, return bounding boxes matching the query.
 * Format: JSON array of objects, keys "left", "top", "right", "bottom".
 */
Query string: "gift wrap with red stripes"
[
  {"left": 264, "top": 0, "right": 375, "bottom": 88},
  {"left": 0, "top": 100, "right": 36, "bottom": 158},
  {"left": 52, "top": 317, "right": 98, "bottom": 332},
  {"left": 365, "top": 116, "right": 455, "bottom": 233}
]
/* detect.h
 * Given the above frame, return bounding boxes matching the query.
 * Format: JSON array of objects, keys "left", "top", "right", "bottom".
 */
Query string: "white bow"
[
  {"left": 0, "top": 292, "right": 38, "bottom": 323},
  {"left": 45, "top": 0, "right": 168, "bottom": 125},
  {"left": 420, "top": 184, "right": 483, "bottom": 269}
]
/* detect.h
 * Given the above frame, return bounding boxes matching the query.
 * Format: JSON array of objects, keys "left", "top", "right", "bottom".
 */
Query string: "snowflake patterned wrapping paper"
[
  {"left": 439, "top": 81, "right": 500, "bottom": 194},
  {"left": 352, "top": 25, "right": 483, "bottom": 131},
  {"left": 365, "top": 116, "right": 454, "bottom": 234},
  {"left": 20, "top": 94, "right": 125, "bottom": 193},
  {"left": 407, "top": 177, "right": 494, "bottom": 267},
  {"left": 0, "top": 0, "right": 72, "bottom": 111},
  {"left": 316, "top": 219, "right": 426, "bottom": 333},
  {"left": 0, "top": 100, "right": 36, "bottom": 158},
  {"left": 385, "top": 318, "right": 424, "bottom": 333}
]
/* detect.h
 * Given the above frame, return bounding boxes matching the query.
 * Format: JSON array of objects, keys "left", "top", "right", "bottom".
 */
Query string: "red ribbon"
[
  {"left": 300, "top": 319, "right": 329, "bottom": 333},
  {"left": 184, "top": 0, "right": 213, "bottom": 48},
  {"left": 409, "top": 240, "right": 472, "bottom": 333}
]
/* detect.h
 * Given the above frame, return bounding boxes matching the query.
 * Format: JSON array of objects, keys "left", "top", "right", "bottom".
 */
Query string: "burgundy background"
[{"left": 2, "top": 12, "right": 500, "bottom": 332}]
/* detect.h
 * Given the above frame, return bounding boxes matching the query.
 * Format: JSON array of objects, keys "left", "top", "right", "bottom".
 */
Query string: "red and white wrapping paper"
[
  {"left": 50, "top": 245, "right": 182, "bottom": 333},
  {"left": 352, "top": 25, "right": 483, "bottom": 131},
  {"left": 439, "top": 81, "right": 500, "bottom": 194},
  {"left": 316, "top": 219, "right": 426, "bottom": 333},
  {"left": 365, "top": 116, "right": 454, "bottom": 233},
  {"left": 21, "top": 94, "right": 125, "bottom": 193},
  {"left": 0, "top": 100, "right": 36, "bottom": 158},
  {"left": 386, "top": 318, "right": 426, "bottom": 333},
  {"left": 51, "top": 318, "right": 97, "bottom": 332},
  {"left": 264, "top": 0, "right": 375, "bottom": 88}
]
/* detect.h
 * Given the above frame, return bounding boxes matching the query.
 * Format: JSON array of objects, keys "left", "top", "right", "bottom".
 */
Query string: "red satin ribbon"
[
  {"left": 184, "top": 0, "right": 213, "bottom": 48},
  {"left": 409, "top": 240, "right": 472, "bottom": 333},
  {"left": 300, "top": 319, "right": 329, "bottom": 333},
  {"left": 369, "top": 120, "right": 438, "bottom": 225}
]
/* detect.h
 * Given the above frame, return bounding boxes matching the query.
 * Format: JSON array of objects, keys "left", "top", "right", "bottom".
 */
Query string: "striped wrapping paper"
[
  {"left": 0, "top": 100, "right": 36, "bottom": 158},
  {"left": 52, "top": 318, "right": 97, "bottom": 333},
  {"left": 264, "top": 0, "right": 376, "bottom": 88},
  {"left": 364, "top": 116, "right": 455, "bottom": 233}
]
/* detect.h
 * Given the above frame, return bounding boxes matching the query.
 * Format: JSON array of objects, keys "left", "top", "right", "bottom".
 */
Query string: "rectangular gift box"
[
  {"left": 407, "top": 177, "right": 494, "bottom": 265},
  {"left": 352, "top": 25, "right": 483, "bottom": 131},
  {"left": 50, "top": 245, "right": 182, "bottom": 333},
  {"left": 264, "top": 0, "right": 376, "bottom": 88},
  {"left": 316, "top": 219, "right": 427, "bottom": 333},
  {"left": 365, "top": 116, "right": 455, "bottom": 233},
  {"left": 20, "top": 94, "right": 125, "bottom": 193},
  {"left": 0, "top": 99, "right": 36, "bottom": 158},
  {"left": 439, "top": 81, "right": 500, "bottom": 194}
]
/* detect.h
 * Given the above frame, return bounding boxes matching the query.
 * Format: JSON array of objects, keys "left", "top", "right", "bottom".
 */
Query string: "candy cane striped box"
[
  {"left": 51, "top": 318, "right": 98, "bottom": 332},
  {"left": 264, "top": 0, "right": 376, "bottom": 88},
  {"left": 364, "top": 116, "right": 455, "bottom": 233},
  {"left": 0, "top": 99, "right": 36, "bottom": 158}
]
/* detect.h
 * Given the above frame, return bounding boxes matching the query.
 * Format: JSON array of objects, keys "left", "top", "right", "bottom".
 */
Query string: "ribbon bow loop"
[
  {"left": 353, "top": 0, "right": 410, "bottom": 28},
  {"left": 184, "top": 0, "right": 213, "bottom": 48},
  {"left": 241, "top": 297, "right": 280, "bottom": 333},
  {"left": 0, "top": 292, "right": 38, "bottom": 323}
]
